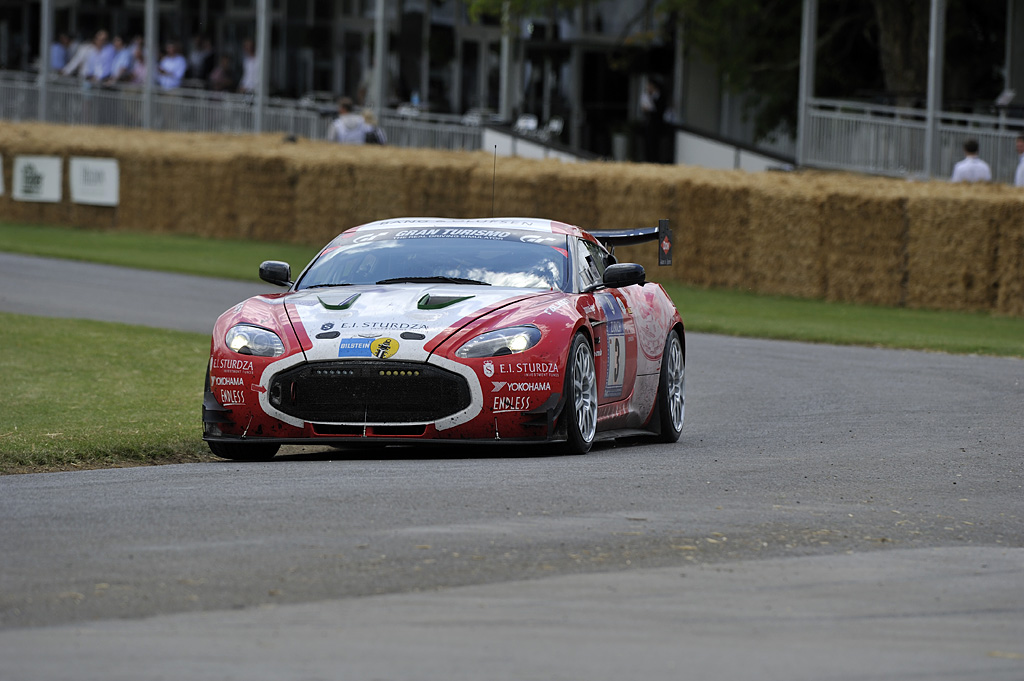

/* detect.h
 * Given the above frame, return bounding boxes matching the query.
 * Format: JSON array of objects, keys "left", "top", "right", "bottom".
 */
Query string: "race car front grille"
[{"left": 269, "top": 361, "right": 471, "bottom": 424}]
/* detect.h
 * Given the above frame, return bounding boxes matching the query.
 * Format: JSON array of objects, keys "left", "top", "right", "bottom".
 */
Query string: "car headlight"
[
  {"left": 456, "top": 325, "right": 542, "bottom": 358},
  {"left": 225, "top": 324, "right": 285, "bottom": 357}
]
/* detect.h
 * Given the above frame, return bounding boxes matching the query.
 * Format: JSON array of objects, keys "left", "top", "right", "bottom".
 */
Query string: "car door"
[{"left": 576, "top": 238, "right": 638, "bottom": 408}]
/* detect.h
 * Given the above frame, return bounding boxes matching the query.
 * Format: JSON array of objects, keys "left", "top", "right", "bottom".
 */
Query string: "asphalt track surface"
[{"left": 1, "top": 253, "right": 1023, "bottom": 681}]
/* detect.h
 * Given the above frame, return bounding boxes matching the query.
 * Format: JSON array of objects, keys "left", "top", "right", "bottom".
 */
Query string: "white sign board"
[
  {"left": 70, "top": 157, "right": 120, "bottom": 206},
  {"left": 13, "top": 156, "right": 62, "bottom": 203}
]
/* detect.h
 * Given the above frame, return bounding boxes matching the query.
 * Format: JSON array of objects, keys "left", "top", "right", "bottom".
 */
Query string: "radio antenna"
[{"left": 491, "top": 145, "right": 497, "bottom": 217}]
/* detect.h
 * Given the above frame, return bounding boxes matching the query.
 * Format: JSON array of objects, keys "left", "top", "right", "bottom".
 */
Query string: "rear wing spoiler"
[{"left": 589, "top": 218, "right": 673, "bottom": 266}]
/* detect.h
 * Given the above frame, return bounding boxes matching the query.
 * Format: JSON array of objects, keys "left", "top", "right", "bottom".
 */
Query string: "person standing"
[
  {"left": 105, "top": 36, "right": 137, "bottom": 84},
  {"left": 61, "top": 31, "right": 97, "bottom": 77},
  {"left": 50, "top": 33, "right": 71, "bottom": 72},
  {"left": 328, "top": 97, "right": 383, "bottom": 144},
  {"left": 640, "top": 76, "right": 667, "bottom": 163},
  {"left": 157, "top": 41, "right": 188, "bottom": 90},
  {"left": 950, "top": 139, "right": 992, "bottom": 183},
  {"left": 82, "top": 30, "right": 115, "bottom": 84},
  {"left": 238, "top": 39, "right": 259, "bottom": 94}
]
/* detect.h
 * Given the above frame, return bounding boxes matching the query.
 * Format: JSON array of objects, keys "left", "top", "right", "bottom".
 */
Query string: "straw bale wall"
[{"left": 1, "top": 121, "right": 1022, "bottom": 316}]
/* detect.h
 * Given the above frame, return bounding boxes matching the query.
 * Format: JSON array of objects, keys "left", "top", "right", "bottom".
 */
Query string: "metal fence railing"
[
  {"left": 10, "top": 70, "right": 1022, "bottom": 177},
  {"left": 805, "top": 98, "right": 1024, "bottom": 182},
  {"left": 0, "top": 70, "right": 484, "bottom": 152}
]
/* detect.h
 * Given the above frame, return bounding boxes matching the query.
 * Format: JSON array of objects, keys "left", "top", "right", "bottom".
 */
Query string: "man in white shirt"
[
  {"left": 238, "top": 39, "right": 259, "bottom": 93},
  {"left": 61, "top": 30, "right": 102, "bottom": 78},
  {"left": 157, "top": 41, "right": 188, "bottom": 90},
  {"left": 328, "top": 97, "right": 385, "bottom": 145},
  {"left": 950, "top": 139, "right": 992, "bottom": 183},
  {"left": 1014, "top": 135, "right": 1024, "bottom": 187}
]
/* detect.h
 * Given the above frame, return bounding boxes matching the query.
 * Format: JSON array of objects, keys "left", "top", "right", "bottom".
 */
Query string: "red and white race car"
[{"left": 202, "top": 217, "right": 684, "bottom": 460}]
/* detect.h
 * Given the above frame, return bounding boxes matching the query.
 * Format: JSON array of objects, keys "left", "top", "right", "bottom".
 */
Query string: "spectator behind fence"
[
  {"left": 50, "top": 33, "right": 70, "bottom": 71},
  {"left": 950, "top": 139, "right": 992, "bottom": 183},
  {"left": 157, "top": 41, "right": 188, "bottom": 90},
  {"left": 63, "top": 30, "right": 112, "bottom": 82},
  {"left": 189, "top": 35, "right": 216, "bottom": 81},
  {"left": 82, "top": 31, "right": 115, "bottom": 84},
  {"left": 105, "top": 36, "right": 137, "bottom": 84},
  {"left": 129, "top": 41, "right": 148, "bottom": 86},
  {"left": 208, "top": 55, "right": 236, "bottom": 92},
  {"left": 61, "top": 32, "right": 96, "bottom": 77},
  {"left": 238, "top": 39, "right": 259, "bottom": 94},
  {"left": 362, "top": 109, "right": 387, "bottom": 145},
  {"left": 328, "top": 97, "right": 385, "bottom": 145}
]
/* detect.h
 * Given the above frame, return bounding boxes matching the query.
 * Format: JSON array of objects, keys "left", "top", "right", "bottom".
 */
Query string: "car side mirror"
[
  {"left": 259, "top": 260, "right": 292, "bottom": 287},
  {"left": 602, "top": 263, "right": 645, "bottom": 288}
]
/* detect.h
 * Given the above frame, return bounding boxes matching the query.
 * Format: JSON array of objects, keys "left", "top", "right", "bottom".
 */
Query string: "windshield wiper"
[
  {"left": 376, "top": 276, "right": 491, "bottom": 286},
  {"left": 302, "top": 283, "right": 354, "bottom": 289}
]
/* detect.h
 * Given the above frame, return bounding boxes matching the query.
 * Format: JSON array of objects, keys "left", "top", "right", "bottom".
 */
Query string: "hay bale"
[
  {"left": 996, "top": 209, "right": 1024, "bottom": 316},
  {"left": 744, "top": 173, "right": 825, "bottom": 299},
  {"left": 2, "top": 121, "right": 1023, "bottom": 316},
  {"left": 904, "top": 191, "right": 1002, "bottom": 311},
  {"left": 820, "top": 189, "right": 908, "bottom": 306}
]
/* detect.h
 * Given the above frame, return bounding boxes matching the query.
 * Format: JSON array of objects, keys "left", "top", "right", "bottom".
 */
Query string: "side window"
[
  {"left": 583, "top": 240, "right": 612, "bottom": 278},
  {"left": 577, "top": 239, "right": 602, "bottom": 289},
  {"left": 590, "top": 241, "right": 615, "bottom": 274}
]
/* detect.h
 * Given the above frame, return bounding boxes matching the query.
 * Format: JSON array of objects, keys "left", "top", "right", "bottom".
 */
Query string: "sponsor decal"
[
  {"left": 542, "top": 299, "right": 571, "bottom": 315},
  {"left": 219, "top": 389, "right": 246, "bottom": 406},
  {"left": 212, "top": 358, "right": 255, "bottom": 374},
  {"left": 483, "top": 361, "right": 495, "bottom": 377},
  {"left": 394, "top": 228, "right": 512, "bottom": 240},
  {"left": 492, "top": 361, "right": 559, "bottom": 377},
  {"left": 332, "top": 321, "right": 429, "bottom": 331},
  {"left": 321, "top": 323, "right": 334, "bottom": 331},
  {"left": 212, "top": 376, "right": 245, "bottom": 386},
  {"left": 338, "top": 337, "right": 399, "bottom": 358},
  {"left": 493, "top": 396, "right": 530, "bottom": 413},
  {"left": 491, "top": 381, "right": 551, "bottom": 392},
  {"left": 597, "top": 294, "right": 626, "bottom": 398},
  {"left": 520, "top": 235, "right": 559, "bottom": 244}
]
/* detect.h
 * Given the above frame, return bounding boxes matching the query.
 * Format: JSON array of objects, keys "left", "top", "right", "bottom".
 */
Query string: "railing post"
[
  {"left": 38, "top": 0, "right": 52, "bottom": 122},
  {"left": 924, "top": 0, "right": 946, "bottom": 179},
  {"left": 144, "top": 0, "right": 156, "bottom": 129},
  {"left": 797, "top": 0, "right": 818, "bottom": 168},
  {"left": 255, "top": 0, "right": 270, "bottom": 133}
]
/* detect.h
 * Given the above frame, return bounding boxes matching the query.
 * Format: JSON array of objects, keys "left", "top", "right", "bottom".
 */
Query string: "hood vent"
[
  {"left": 418, "top": 293, "right": 474, "bottom": 310},
  {"left": 318, "top": 293, "right": 360, "bottom": 310}
]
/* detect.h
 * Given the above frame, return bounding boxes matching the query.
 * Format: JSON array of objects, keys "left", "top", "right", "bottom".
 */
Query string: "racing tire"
[
  {"left": 562, "top": 333, "right": 598, "bottom": 454},
  {"left": 656, "top": 330, "right": 685, "bottom": 443},
  {"left": 207, "top": 440, "right": 281, "bottom": 461}
]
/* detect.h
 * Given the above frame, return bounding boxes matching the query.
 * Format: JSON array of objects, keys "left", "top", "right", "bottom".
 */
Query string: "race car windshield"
[{"left": 297, "top": 229, "right": 570, "bottom": 291}]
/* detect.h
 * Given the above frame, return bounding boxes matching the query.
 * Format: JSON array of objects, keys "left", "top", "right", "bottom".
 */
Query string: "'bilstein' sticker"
[{"left": 338, "top": 337, "right": 399, "bottom": 359}]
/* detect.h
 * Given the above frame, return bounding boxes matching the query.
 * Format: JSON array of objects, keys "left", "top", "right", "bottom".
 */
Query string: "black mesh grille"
[{"left": 270, "top": 361, "right": 471, "bottom": 423}]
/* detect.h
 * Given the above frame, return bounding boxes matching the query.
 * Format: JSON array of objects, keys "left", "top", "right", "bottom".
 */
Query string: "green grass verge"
[
  {"left": 0, "top": 312, "right": 213, "bottom": 474},
  {"left": 0, "top": 222, "right": 320, "bottom": 281},
  {"left": 662, "top": 283, "right": 1024, "bottom": 358}
]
